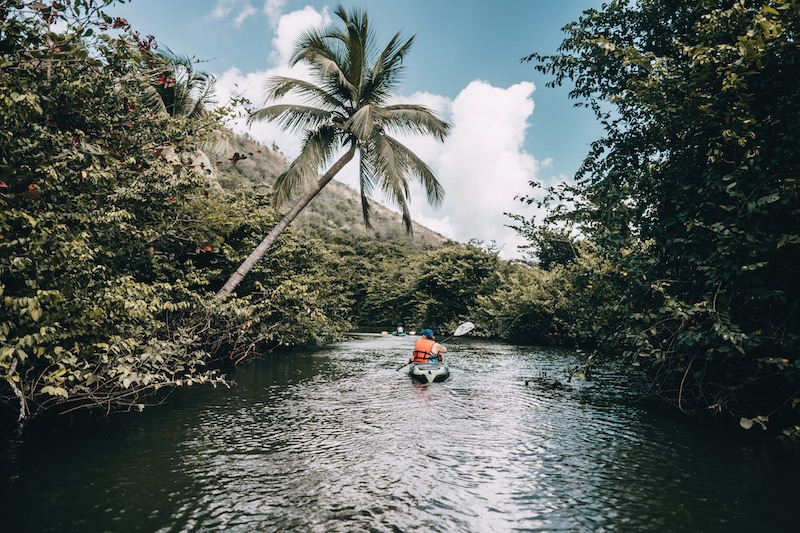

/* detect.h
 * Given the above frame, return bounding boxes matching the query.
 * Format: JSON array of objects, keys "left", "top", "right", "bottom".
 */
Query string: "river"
[{"left": 1, "top": 335, "right": 798, "bottom": 532}]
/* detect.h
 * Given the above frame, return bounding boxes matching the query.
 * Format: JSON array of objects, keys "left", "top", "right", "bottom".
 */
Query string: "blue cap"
[{"left": 420, "top": 329, "right": 434, "bottom": 337}]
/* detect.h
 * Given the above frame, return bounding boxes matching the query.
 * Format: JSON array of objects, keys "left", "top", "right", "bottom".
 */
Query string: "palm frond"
[
  {"left": 379, "top": 134, "right": 444, "bottom": 208},
  {"left": 364, "top": 33, "right": 415, "bottom": 104},
  {"left": 149, "top": 46, "right": 217, "bottom": 119},
  {"left": 264, "top": 76, "right": 343, "bottom": 110},
  {"left": 273, "top": 126, "right": 340, "bottom": 207},
  {"left": 358, "top": 156, "right": 376, "bottom": 228},
  {"left": 342, "top": 6, "right": 369, "bottom": 98},
  {"left": 343, "top": 104, "right": 384, "bottom": 139},
  {"left": 362, "top": 136, "right": 415, "bottom": 234},
  {"left": 248, "top": 104, "right": 333, "bottom": 135},
  {"left": 183, "top": 74, "right": 216, "bottom": 119},
  {"left": 380, "top": 104, "right": 450, "bottom": 140},
  {"left": 370, "top": 134, "right": 409, "bottom": 202},
  {"left": 140, "top": 85, "right": 168, "bottom": 115},
  {"left": 293, "top": 28, "right": 358, "bottom": 101}
]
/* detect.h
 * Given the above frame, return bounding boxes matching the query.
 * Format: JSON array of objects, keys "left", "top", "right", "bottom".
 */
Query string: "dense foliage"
[
  {"left": 0, "top": 0, "right": 350, "bottom": 421},
  {"left": 323, "top": 234, "right": 500, "bottom": 336},
  {"left": 519, "top": 0, "right": 800, "bottom": 437}
]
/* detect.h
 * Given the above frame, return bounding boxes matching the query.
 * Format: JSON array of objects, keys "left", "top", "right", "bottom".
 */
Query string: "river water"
[{"left": 1, "top": 335, "right": 798, "bottom": 532}]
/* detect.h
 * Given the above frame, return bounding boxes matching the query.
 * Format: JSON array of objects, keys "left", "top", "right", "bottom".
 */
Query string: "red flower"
[{"left": 156, "top": 75, "right": 175, "bottom": 88}]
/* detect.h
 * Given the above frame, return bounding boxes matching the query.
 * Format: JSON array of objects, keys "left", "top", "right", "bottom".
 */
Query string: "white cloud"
[
  {"left": 211, "top": 0, "right": 237, "bottom": 20},
  {"left": 269, "top": 6, "right": 329, "bottom": 66},
  {"left": 262, "top": 0, "right": 288, "bottom": 28},
  {"left": 392, "top": 81, "right": 545, "bottom": 258},
  {"left": 235, "top": 5, "right": 257, "bottom": 26},
  {"left": 210, "top": 0, "right": 258, "bottom": 26}
]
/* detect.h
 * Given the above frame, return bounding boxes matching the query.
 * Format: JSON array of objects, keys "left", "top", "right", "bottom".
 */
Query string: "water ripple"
[{"left": 2, "top": 337, "right": 799, "bottom": 533}]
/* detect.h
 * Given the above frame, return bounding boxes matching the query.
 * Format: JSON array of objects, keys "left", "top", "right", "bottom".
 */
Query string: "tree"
[
  {"left": 216, "top": 5, "right": 450, "bottom": 298},
  {"left": 0, "top": 0, "right": 232, "bottom": 421},
  {"left": 411, "top": 243, "right": 500, "bottom": 332},
  {"left": 526, "top": 0, "right": 800, "bottom": 435}
]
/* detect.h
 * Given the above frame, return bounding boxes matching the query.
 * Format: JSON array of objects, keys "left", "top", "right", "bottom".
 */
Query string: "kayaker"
[{"left": 409, "top": 329, "right": 448, "bottom": 363}]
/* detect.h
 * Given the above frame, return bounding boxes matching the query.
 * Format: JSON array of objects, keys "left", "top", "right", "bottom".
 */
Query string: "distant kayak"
[
  {"left": 391, "top": 332, "right": 406, "bottom": 337},
  {"left": 408, "top": 362, "right": 449, "bottom": 383}
]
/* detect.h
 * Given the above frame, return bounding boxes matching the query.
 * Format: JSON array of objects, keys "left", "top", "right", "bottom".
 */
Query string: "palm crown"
[
  {"left": 249, "top": 4, "right": 450, "bottom": 232},
  {"left": 142, "top": 47, "right": 216, "bottom": 119}
]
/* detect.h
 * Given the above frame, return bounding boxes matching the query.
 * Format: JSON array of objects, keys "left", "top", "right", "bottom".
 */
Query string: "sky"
[{"left": 109, "top": 0, "right": 604, "bottom": 259}]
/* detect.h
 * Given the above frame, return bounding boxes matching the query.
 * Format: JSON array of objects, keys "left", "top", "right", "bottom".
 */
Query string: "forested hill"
[{"left": 202, "top": 131, "right": 449, "bottom": 248}]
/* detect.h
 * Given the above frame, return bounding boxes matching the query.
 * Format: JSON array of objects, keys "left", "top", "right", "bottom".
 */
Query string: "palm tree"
[
  {"left": 141, "top": 46, "right": 217, "bottom": 119},
  {"left": 216, "top": 5, "right": 450, "bottom": 298}
]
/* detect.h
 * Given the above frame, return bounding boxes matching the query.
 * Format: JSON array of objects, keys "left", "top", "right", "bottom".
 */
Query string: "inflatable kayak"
[{"left": 408, "top": 362, "right": 450, "bottom": 383}]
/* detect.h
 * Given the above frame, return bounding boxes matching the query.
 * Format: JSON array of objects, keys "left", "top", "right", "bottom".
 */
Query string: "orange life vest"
[{"left": 412, "top": 338, "right": 438, "bottom": 363}]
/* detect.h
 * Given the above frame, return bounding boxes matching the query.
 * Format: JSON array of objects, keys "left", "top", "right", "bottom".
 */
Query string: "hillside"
[{"left": 201, "top": 131, "right": 449, "bottom": 247}]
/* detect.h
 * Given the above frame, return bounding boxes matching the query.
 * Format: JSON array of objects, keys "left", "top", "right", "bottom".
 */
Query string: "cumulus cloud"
[
  {"left": 234, "top": 5, "right": 257, "bottom": 26},
  {"left": 269, "top": 6, "right": 329, "bottom": 65},
  {"left": 385, "top": 81, "right": 545, "bottom": 258}
]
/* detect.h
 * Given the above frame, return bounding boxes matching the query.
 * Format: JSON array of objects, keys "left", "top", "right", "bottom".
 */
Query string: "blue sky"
[{"left": 109, "top": 0, "right": 604, "bottom": 258}]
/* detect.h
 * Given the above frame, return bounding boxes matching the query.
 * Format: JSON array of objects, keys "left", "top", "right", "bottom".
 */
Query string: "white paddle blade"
[{"left": 454, "top": 322, "right": 475, "bottom": 337}]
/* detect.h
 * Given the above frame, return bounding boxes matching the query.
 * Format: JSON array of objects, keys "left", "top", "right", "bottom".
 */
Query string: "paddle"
[
  {"left": 395, "top": 321, "right": 475, "bottom": 370},
  {"left": 438, "top": 321, "right": 475, "bottom": 343}
]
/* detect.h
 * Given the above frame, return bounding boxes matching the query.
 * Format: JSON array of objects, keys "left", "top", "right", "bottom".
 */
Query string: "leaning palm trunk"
[{"left": 216, "top": 144, "right": 356, "bottom": 298}]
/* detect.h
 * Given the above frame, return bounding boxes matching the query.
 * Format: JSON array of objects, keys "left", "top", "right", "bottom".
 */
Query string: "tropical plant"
[
  {"left": 0, "top": 1, "right": 352, "bottom": 422},
  {"left": 141, "top": 46, "right": 217, "bottom": 119},
  {"left": 216, "top": 4, "right": 450, "bottom": 297}
]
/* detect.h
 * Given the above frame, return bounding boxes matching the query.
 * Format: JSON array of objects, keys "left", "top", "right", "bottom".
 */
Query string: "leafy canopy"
[{"left": 521, "top": 0, "right": 800, "bottom": 436}]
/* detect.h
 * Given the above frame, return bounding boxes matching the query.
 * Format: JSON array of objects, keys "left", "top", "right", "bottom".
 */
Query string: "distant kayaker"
[
  {"left": 409, "top": 329, "right": 448, "bottom": 363},
  {"left": 396, "top": 325, "right": 404, "bottom": 335}
]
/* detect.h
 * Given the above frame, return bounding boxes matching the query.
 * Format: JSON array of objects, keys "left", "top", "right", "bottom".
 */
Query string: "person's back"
[{"left": 410, "top": 329, "right": 447, "bottom": 363}]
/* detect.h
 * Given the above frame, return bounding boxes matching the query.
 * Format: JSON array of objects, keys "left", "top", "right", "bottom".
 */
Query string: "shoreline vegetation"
[{"left": 1, "top": 1, "right": 798, "bottom": 442}]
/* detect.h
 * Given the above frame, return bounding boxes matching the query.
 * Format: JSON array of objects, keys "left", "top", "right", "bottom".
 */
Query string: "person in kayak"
[{"left": 410, "top": 329, "right": 448, "bottom": 364}]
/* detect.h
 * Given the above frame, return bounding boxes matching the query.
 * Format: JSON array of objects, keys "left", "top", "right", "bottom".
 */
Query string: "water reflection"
[{"left": 1, "top": 336, "right": 798, "bottom": 532}]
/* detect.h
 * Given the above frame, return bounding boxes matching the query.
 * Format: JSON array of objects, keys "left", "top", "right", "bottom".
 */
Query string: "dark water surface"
[{"left": 2, "top": 336, "right": 798, "bottom": 532}]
